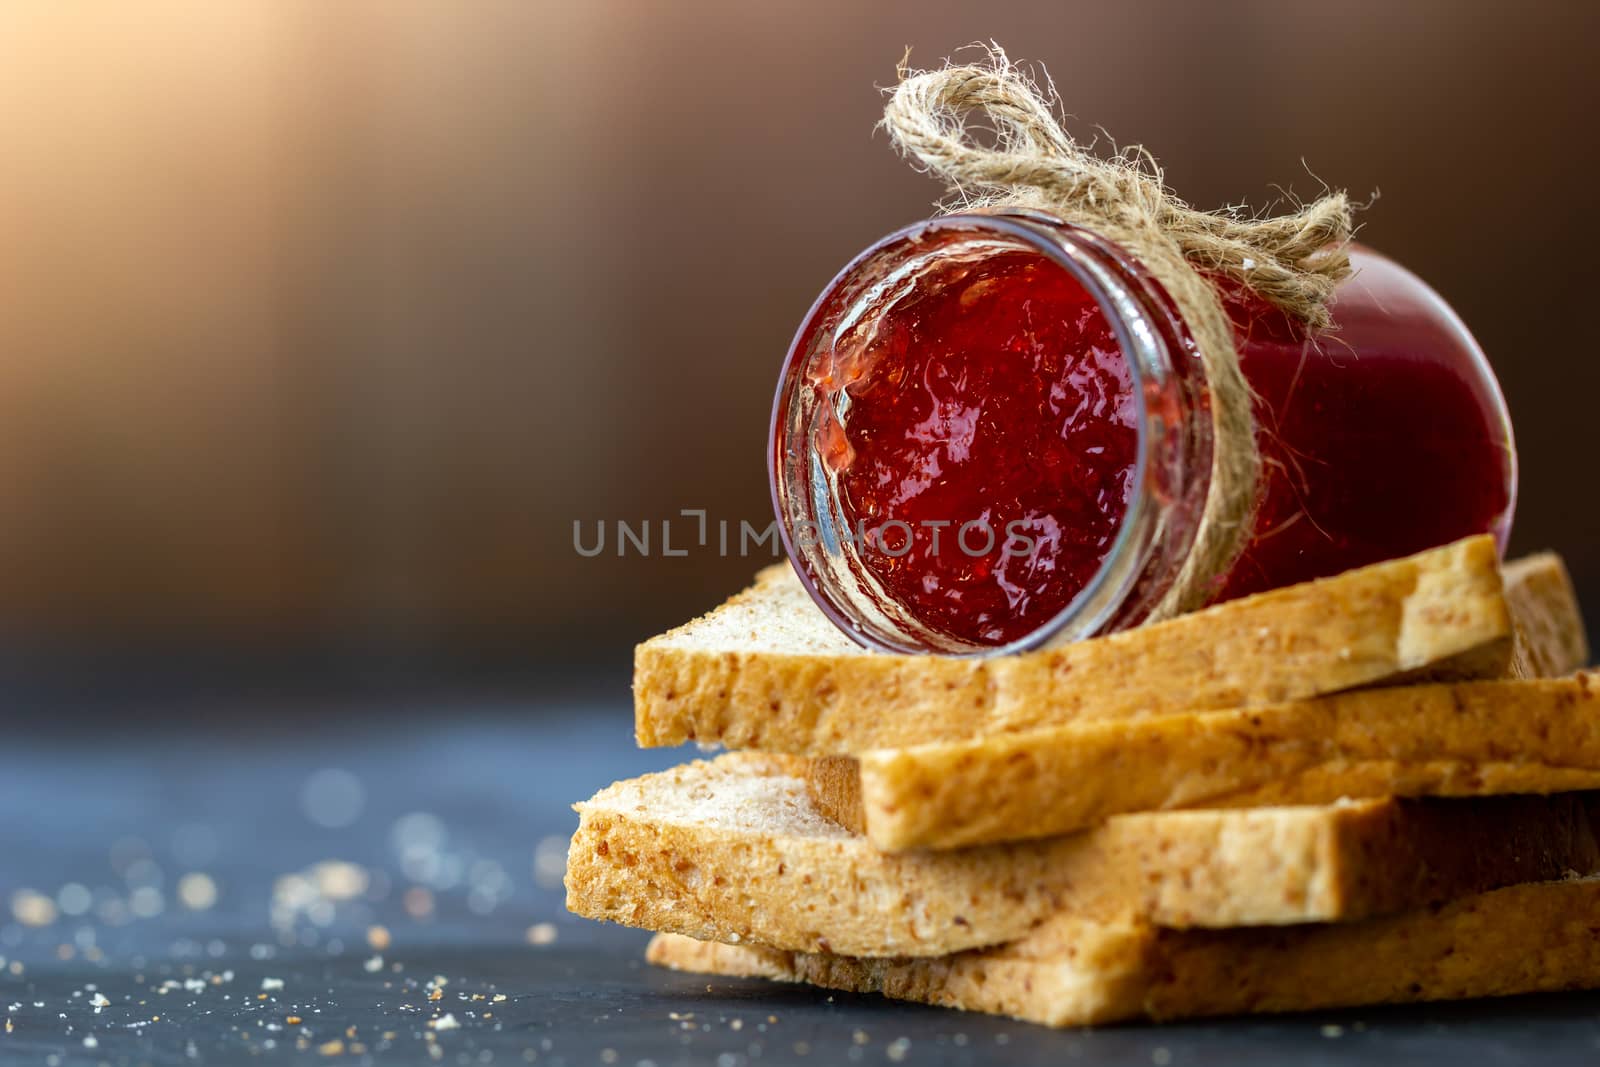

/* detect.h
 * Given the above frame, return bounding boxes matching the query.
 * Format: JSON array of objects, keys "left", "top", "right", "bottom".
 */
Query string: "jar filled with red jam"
[{"left": 770, "top": 211, "right": 1516, "bottom": 655}]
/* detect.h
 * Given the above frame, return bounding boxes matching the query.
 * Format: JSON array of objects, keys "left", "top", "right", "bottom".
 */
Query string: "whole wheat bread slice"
[
  {"left": 566, "top": 753, "right": 1600, "bottom": 957},
  {"left": 636, "top": 536, "right": 1511, "bottom": 755},
  {"left": 836, "top": 674, "right": 1600, "bottom": 851},
  {"left": 646, "top": 875, "right": 1600, "bottom": 1027},
  {"left": 808, "top": 549, "right": 1588, "bottom": 839}
]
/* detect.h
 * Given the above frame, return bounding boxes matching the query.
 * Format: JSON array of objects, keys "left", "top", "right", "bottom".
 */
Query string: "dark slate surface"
[{"left": 2, "top": 696, "right": 1599, "bottom": 1066}]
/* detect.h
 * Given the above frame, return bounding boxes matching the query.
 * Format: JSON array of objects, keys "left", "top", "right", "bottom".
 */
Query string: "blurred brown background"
[{"left": 1, "top": 1, "right": 1596, "bottom": 678}]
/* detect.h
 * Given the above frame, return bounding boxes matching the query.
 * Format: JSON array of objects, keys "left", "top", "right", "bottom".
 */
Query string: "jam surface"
[{"left": 820, "top": 248, "right": 1139, "bottom": 646}]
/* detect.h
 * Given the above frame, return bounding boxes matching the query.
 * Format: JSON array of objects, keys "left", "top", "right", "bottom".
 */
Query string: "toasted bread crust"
[
  {"left": 803, "top": 754, "right": 864, "bottom": 832},
  {"left": 648, "top": 875, "right": 1600, "bottom": 1027},
  {"left": 1505, "top": 552, "right": 1590, "bottom": 678},
  {"left": 635, "top": 537, "right": 1511, "bottom": 755}
]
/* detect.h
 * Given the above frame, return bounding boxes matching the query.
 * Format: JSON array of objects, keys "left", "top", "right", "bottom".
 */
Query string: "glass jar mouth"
[{"left": 769, "top": 211, "right": 1197, "bottom": 657}]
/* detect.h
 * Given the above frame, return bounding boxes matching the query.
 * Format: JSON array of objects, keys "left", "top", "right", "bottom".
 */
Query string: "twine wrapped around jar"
[{"left": 882, "top": 51, "right": 1354, "bottom": 619}]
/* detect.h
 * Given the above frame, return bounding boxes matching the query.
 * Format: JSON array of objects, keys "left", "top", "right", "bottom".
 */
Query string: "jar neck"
[{"left": 770, "top": 210, "right": 1216, "bottom": 656}]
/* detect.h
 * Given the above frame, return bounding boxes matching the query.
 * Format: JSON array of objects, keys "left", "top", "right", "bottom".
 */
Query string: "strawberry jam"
[
  {"left": 818, "top": 249, "right": 1138, "bottom": 647},
  {"left": 771, "top": 213, "right": 1515, "bottom": 654},
  {"left": 1216, "top": 249, "right": 1515, "bottom": 602}
]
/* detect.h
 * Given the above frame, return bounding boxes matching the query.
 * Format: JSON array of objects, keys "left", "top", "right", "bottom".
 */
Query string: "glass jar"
[{"left": 769, "top": 210, "right": 1516, "bottom": 655}]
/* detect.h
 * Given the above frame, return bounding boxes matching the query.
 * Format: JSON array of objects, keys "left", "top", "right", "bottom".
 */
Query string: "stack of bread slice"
[{"left": 566, "top": 535, "right": 1600, "bottom": 1026}]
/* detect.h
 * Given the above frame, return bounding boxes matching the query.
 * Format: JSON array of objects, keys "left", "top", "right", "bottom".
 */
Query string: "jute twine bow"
[{"left": 883, "top": 54, "right": 1354, "bottom": 619}]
